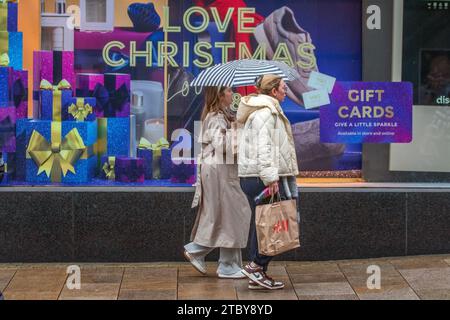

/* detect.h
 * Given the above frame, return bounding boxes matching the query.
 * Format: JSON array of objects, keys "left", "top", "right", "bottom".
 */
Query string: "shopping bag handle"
[{"left": 269, "top": 192, "right": 282, "bottom": 207}]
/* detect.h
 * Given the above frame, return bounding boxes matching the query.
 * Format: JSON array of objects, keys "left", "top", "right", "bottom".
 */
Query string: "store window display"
[{"left": 1, "top": 0, "right": 369, "bottom": 187}]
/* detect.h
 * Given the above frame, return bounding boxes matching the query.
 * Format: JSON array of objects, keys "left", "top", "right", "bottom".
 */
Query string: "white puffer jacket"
[{"left": 237, "top": 94, "right": 299, "bottom": 186}]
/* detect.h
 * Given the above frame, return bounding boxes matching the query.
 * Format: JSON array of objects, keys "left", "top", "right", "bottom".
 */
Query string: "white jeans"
[{"left": 184, "top": 242, "right": 243, "bottom": 275}]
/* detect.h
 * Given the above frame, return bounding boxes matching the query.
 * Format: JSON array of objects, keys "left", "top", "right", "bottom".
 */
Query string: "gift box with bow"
[
  {"left": 33, "top": 51, "right": 75, "bottom": 93},
  {"left": 137, "top": 137, "right": 171, "bottom": 180},
  {"left": 76, "top": 73, "right": 130, "bottom": 118},
  {"left": 115, "top": 156, "right": 145, "bottom": 183},
  {"left": 97, "top": 117, "right": 130, "bottom": 165},
  {"left": 66, "top": 97, "right": 96, "bottom": 122},
  {"left": 33, "top": 51, "right": 75, "bottom": 118},
  {"left": 0, "top": 106, "right": 15, "bottom": 152},
  {"left": 102, "top": 73, "right": 130, "bottom": 118},
  {"left": 0, "top": 0, "right": 18, "bottom": 32},
  {"left": 0, "top": 30, "right": 22, "bottom": 70},
  {"left": 39, "top": 79, "right": 73, "bottom": 121},
  {"left": 25, "top": 120, "right": 98, "bottom": 184},
  {"left": 76, "top": 73, "right": 104, "bottom": 96}
]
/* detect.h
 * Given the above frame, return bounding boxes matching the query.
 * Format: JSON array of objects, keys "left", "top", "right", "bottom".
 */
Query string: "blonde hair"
[{"left": 255, "top": 74, "right": 283, "bottom": 96}]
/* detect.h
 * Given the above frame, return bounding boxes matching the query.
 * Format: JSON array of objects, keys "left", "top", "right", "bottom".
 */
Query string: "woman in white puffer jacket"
[{"left": 237, "top": 74, "right": 299, "bottom": 290}]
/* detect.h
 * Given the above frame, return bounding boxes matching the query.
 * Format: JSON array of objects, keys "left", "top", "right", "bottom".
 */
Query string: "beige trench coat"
[{"left": 190, "top": 112, "right": 251, "bottom": 249}]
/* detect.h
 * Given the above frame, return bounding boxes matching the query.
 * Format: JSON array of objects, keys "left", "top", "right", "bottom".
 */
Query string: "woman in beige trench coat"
[{"left": 184, "top": 86, "right": 252, "bottom": 279}]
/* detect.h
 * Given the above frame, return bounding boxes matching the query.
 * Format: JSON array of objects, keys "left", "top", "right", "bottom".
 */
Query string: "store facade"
[{"left": 0, "top": 0, "right": 448, "bottom": 262}]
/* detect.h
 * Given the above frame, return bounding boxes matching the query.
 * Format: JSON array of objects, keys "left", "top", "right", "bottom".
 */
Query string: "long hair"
[{"left": 200, "top": 86, "right": 234, "bottom": 123}]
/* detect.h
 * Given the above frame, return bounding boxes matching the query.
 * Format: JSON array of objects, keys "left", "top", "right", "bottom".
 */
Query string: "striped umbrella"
[{"left": 190, "top": 59, "right": 297, "bottom": 87}]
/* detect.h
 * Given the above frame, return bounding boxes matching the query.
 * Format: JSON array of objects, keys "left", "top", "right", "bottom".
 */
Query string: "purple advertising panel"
[{"left": 320, "top": 82, "right": 413, "bottom": 144}]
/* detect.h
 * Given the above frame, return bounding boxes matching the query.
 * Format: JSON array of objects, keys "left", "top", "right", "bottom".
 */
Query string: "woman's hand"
[{"left": 268, "top": 181, "right": 279, "bottom": 196}]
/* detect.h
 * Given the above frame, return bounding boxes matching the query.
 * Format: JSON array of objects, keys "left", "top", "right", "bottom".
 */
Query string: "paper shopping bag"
[{"left": 256, "top": 195, "right": 300, "bottom": 256}]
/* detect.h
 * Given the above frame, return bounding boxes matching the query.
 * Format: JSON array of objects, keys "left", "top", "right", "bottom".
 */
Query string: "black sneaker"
[{"left": 242, "top": 263, "right": 285, "bottom": 290}]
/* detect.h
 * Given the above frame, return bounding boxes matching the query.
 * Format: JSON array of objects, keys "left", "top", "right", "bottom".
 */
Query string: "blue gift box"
[
  {"left": 97, "top": 117, "right": 130, "bottom": 160},
  {"left": 66, "top": 97, "right": 97, "bottom": 122},
  {"left": 160, "top": 148, "right": 172, "bottom": 180},
  {"left": 0, "top": 31, "right": 23, "bottom": 70},
  {"left": 40, "top": 87, "right": 73, "bottom": 121},
  {"left": 0, "top": 1, "right": 18, "bottom": 32},
  {"left": 25, "top": 120, "right": 98, "bottom": 184},
  {"left": 137, "top": 148, "right": 153, "bottom": 180},
  {"left": 0, "top": 66, "right": 12, "bottom": 107}
]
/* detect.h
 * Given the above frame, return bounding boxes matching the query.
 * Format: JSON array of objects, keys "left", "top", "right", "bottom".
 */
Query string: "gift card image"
[
  {"left": 308, "top": 71, "right": 337, "bottom": 94},
  {"left": 303, "top": 89, "right": 331, "bottom": 109}
]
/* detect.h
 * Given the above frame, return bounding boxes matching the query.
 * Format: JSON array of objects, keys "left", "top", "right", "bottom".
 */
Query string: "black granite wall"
[{"left": 0, "top": 189, "right": 448, "bottom": 263}]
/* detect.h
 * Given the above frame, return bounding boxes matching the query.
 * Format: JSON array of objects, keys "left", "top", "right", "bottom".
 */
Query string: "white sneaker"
[
  {"left": 184, "top": 250, "right": 207, "bottom": 275},
  {"left": 248, "top": 280, "right": 265, "bottom": 290},
  {"left": 217, "top": 270, "right": 247, "bottom": 279}
]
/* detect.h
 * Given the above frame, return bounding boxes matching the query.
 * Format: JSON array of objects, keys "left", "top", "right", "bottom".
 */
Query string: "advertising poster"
[{"left": 320, "top": 82, "right": 413, "bottom": 144}]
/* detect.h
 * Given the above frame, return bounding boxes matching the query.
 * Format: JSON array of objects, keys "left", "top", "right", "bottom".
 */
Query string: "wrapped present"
[
  {"left": 0, "top": 106, "right": 14, "bottom": 152},
  {"left": 138, "top": 137, "right": 170, "bottom": 180},
  {"left": 102, "top": 73, "right": 130, "bottom": 118},
  {"left": 76, "top": 73, "right": 107, "bottom": 119},
  {"left": 0, "top": 53, "right": 12, "bottom": 107},
  {"left": 25, "top": 120, "right": 97, "bottom": 184},
  {"left": 14, "top": 117, "right": 29, "bottom": 181},
  {"left": 115, "top": 156, "right": 145, "bottom": 183},
  {"left": 0, "top": 31, "right": 22, "bottom": 70},
  {"left": 77, "top": 73, "right": 130, "bottom": 118},
  {"left": 39, "top": 79, "right": 73, "bottom": 121},
  {"left": 33, "top": 51, "right": 75, "bottom": 91},
  {"left": 171, "top": 158, "right": 197, "bottom": 185},
  {"left": 33, "top": 51, "right": 75, "bottom": 117},
  {"left": 136, "top": 147, "right": 153, "bottom": 180},
  {"left": 12, "top": 69, "right": 28, "bottom": 119},
  {"left": 100, "top": 155, "right": 116, "bottom": 181},
  {"left": 66, "top": 97, "right": 96, "bottom": 122},
  {"left": 160, "top": 148, "right": 172, "bottom": 180},
  {"left": 76, "top": 73, "right": 104, "bottom": 96},
  {"left": 0, "top": 0, "right": 18, "bottom": 32},
  {"left": 97, "top": 117, "right": 130, "bottom": 161}
]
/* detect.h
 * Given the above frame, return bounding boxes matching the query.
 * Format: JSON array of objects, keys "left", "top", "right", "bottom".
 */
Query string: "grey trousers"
[{"left": 184, "top": 242, "right": 243, "bottom": 275}]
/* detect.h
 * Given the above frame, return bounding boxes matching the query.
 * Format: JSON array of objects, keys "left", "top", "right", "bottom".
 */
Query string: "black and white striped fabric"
[{"left": 190, "top": 59, "right": 296, "bottom": 87}]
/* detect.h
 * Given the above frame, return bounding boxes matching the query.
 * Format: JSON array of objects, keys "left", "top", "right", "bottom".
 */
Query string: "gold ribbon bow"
[
  {"left": 68, "top": 98, "right": 93, "bottom": 122},
  {"left": 40, "top": 79, "right": 71, "bottom": 91},
  {"left": 27, "top": 123, "right": 87, "bottom": 183},
  {"left": 138, "top": 137, "right": 170, "bottom": 153},
  {"left": 102, "top": 157, "right": 116, "bottom": 181},
  {"left": 0, "top": 53, "right": 9, "bottom": 66}
]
